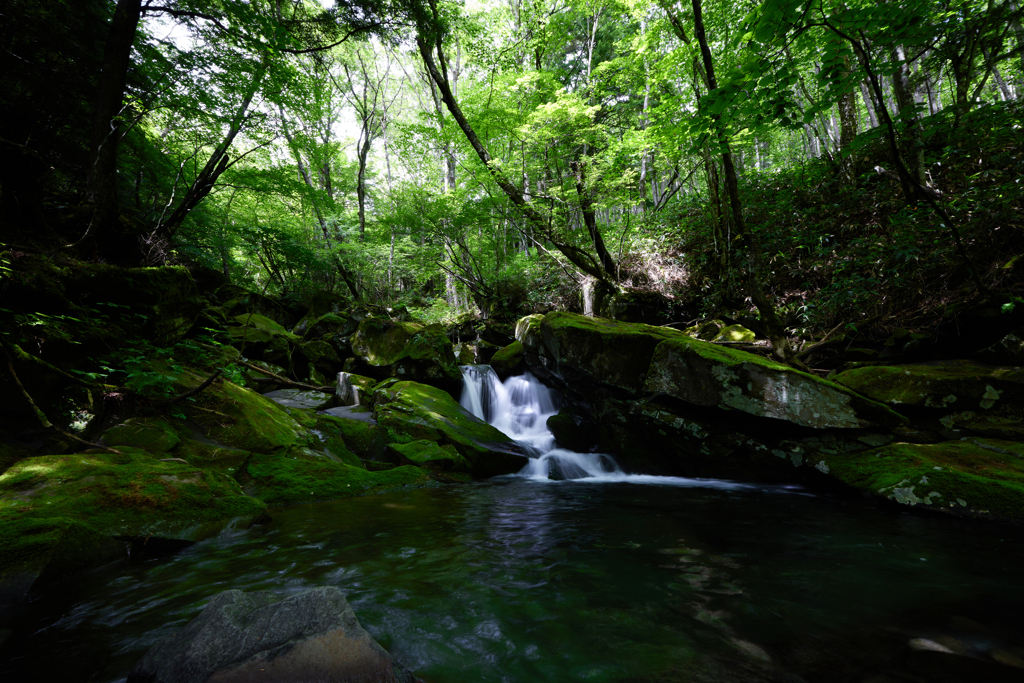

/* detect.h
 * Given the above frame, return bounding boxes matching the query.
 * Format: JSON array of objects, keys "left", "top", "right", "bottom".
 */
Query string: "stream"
[{"left": 2, "top": 368, "right": 1024, "bottom": 682}]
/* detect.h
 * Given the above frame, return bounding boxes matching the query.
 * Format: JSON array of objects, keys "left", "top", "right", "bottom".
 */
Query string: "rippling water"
[{"left": 3, "top": 476, "right": 1024, "bottom": 682}]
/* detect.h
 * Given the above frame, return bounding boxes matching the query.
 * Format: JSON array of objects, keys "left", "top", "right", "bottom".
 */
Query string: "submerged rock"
[{"left": 128, "top": 586, "right": 416, "bottom": 683}]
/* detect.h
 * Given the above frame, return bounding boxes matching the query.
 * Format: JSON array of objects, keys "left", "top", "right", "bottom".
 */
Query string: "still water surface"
[{"left": 2, "top": 475, "right": 1023, "bottom": 682}]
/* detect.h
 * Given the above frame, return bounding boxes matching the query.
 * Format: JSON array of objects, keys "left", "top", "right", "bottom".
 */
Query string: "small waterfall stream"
[{"left": 459, "top": 365, "right": 766, "bottom": 487}]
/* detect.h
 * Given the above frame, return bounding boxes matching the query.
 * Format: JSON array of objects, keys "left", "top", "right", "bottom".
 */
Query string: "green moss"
[
  {"left": 832, "top": 363, "right": 1024, "bottom": 411},
  {"left": 490, "top": 341, "right": 524, "bottom": 376},
  {"left": 712, "top": 324, "right": 756, "bottom": 342},
  {"left": 173, "top": 437, "right": 251, "bottom": 474},
  {"left": 0, "top": 442, "right": 29, "bottom": 475},
  {"left": 0, "top": 452, "right": 267, "bottom": 540},
  {"left": 102, "top": 418, "right": 180, "bottom": 453},
  {"left": 226, "top": 313, "right": 300, "bottom": 345},
  {"left": 817, "top": 439, "right": 1024, "bottom": 522},
  {"left": 387, "top": 440, "right": 471, "bottom": 472},
  {"left": 0, "top": 514, "right": 124, "bottom": 589},
  {"left": 643, "top": 336, "right": 906, "bottom": 429},
  {"left": 323, "top": 417, "right": 385, "bottom": 461},
  {"left": 175, "top": 370, "right": 306, "bottom": 452},
  {"left": 309, "top": 415, "right": 365, "bottom": 468},
  {"left": 240, "top": 452, "right": 433, "bottom": 506},
  {"left": 540, "top": 312, "right": 684, "bottom": 394},
  {"left": 373, "top": 381, "right": 525, "bottom": 477}
]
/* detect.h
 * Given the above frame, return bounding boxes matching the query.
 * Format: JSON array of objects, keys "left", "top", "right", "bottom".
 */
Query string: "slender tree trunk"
[{"left": 413, "top": 8, "right": 609, "bottom": 281}]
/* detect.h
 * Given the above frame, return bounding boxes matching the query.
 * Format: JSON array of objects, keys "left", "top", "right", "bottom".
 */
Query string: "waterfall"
[
  {"left": 460, "top": 365, "right": 779, "bottom": 488},
  {"left": 459, "top": 365, "right": 631, "bottom": 482},
  {"left": 459, "top": 365, "right": 559, "bottom": 454}
]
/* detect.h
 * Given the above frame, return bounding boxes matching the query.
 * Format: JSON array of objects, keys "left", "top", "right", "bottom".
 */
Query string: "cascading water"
[{"left": 460, "top": 365, "right": 764, "bottom": 487}]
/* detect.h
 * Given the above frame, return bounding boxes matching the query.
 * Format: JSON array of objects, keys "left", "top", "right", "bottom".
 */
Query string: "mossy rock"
[
  {"left": 350, "top": 317, "right": 461, "bottom": 389},
  {"left": 102, "top": 418, "right": 180, "bottom": 453},
  {"left": 539, "top": 312, "right": 688, "bottom": 394},
  {"left": 514, "top": 314, "right": 545, "bottom": 351},
  {"left": 0, "top": 515, "right": 124, "bottom": 603},
  {"left": 644, "top": 336, "right": 906, "bottom": 429},
  {"left": 0, "top": 441, "right": 31, "bottom": 475},
  {"left": 712, "top": 324, "right": 756, "bottom": 343},
  {"left": 490, "top": 341, "right": 525, "bottom": 379},
  {"left": 0, "top": 451, "right": 267, "bottom": 541},
  {"left": 174, "top": 370, "right": 307, "bottom": 453},
  {"left": 296, "top": 338, "right": 342, "bottom": 374},
  {"left": 832, "top": 362, "right": 1024, "bottom": 412},
  {"left": 308, "top": 415, "right": 365, "bottom": 468},
  {"left": 214, "top": 285, "right": 295, "bottom": 329},
  {"left": 813, "top": 439, "right": 1024, "bottom": 523},
  {"left": 316, "top": 413, "right": 386, "bottom": 462},
  {"left": 227, "top": 313, "right": 300, "bottom": 345},
  {"left": 683, "top": 320, "right": 724, "bottom": 341},
  {"left": 297, "top": 312, "right": 350, "bottom": 340},
  {"left": 239, "top": 360, "right": 286, "bottom": 391},
  {"left": 173, "top": 437, "right": 251, "bottom": 475},
  {"left": 547, "top": 412, "right": 598, "bottom": 452},
  {"left": 373, "top": 381, "right": 526, "bottom": 477},
  {"left": 387, "top": 440, "right": 471, "bottom": 472},
  {"left": 335, "top": 372, "right": 377, "bottom": 407},
  {"left": 238, "top": 452, "right": 433, "bottom": 506},
  {"left": 454, "top": 343, "right": 478, "bottom": 365}
]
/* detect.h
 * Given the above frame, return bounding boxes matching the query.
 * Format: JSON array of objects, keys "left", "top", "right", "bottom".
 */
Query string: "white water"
[{"left": 459, "top": 365, "right": 785, "bottom": 491}]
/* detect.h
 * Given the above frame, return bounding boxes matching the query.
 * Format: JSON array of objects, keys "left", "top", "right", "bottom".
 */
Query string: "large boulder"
[
  {"left": 832, "top": 362, "right": 1024, "bottom": 412},
  {"left": 644, "top": 337, "right": 905, "bottom": 429},
  {"left": 489, "top": 341, "right": 525, "bottom": 379},
  {"left": 350, "top": 317, "right": 461, "bottom": 391},
  {"left": 225, "top": 314, "right": 300, "bottom": 365},
  {"left": 808, "top": 438, "right": 1024, "bottom": 523},
  {"left": 372, "top": 381, "right": 526, "bottom": 477},
  {"left": 0, "top": 451, "right": 267, "bottom": 542},
  {"left": 128, "top": 587, "right": 416, "bottom": 683}
]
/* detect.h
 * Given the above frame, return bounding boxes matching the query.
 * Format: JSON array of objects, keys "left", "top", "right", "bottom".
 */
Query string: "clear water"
[
  {"left": 3, "top": 370, "right": 1024, "bottom": 681},
  {"left": 2, "top": 480, "right": 1024, "bottom": 682}
]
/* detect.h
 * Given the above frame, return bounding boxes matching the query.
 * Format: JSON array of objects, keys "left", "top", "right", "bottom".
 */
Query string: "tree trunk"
[{"left": 82, "top": 0, "right": 143, "bottom": 261}]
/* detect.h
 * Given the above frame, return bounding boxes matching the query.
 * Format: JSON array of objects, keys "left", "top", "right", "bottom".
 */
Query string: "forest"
[
  {"left": 3, "top": 0, "right": 1021, "bottom": 356},
  {"left": 3, "top": 1, "right": 1024, "bottom": 681}
]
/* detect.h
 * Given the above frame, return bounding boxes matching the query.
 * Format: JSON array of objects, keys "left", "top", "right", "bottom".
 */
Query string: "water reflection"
[{"left": 2, "top": 480, "right": 1024, "bottom": 683}]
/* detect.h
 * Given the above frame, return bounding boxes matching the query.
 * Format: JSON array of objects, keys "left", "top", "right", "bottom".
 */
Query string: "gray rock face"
[{"left": 128, "top": 586, "right": 415, "bottom": 683}]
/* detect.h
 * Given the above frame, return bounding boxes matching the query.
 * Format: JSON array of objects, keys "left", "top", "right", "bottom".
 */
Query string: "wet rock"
[
  {"left": 335, "top": 371, "right": 376, "bottom": 407},
  {"left": 128, "top": 587, "right": 416, "bottom": 683},
  {"left": 263, "top": 389, "right": 337, "bottom": 412}
]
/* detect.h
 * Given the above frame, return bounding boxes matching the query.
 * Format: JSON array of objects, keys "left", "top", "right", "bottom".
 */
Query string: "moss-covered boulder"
[
  {"left": 514, "top": 314, "right": 545, "bottom": 351},
  {"left": 318, "top": 411, "right": 387, "bottom": 464},
  {"left": 490, "top": 340, "right": 525, "bottom": 379},
  {"left": 0, "top": 451, "right": 267, "bottom": 541},
  {"left": 373, "top": 381, "right": 526, "bottom": 477},
  {"left": 173, "top": 369, "right": 307, "bottom": 453},
  {"left": 0, "top": 516, "right": 124, "bottom": 603},
  {"left": 102, "top": 418, "right": 180, "bottom": 453},
  {"left": 832, "top": 363, "right": 1024, "bottom": 412},
  {"left": 387, "top": 440, "right": 471, "bottom": 472},
  {"left": 712, "top": 324, "right": 756, "bottom": 343},
  {"left": 213, "top": 285, "right": 295, "bottom": 329},
  {"left": 226, "top": 313, "right": 300, "bottom": 354},
  {"left": 810, "top": 439, "right": 1024, "bottom": 523},
  {"left": 239, "top": 360, "right": 287, "bottom": 391},
  {"left": 349, "top": 317, "right": 461, "bottom": 390},
  {"left": 645, "top": 337, "right": 906, "bottom": 429},
  {"left": 539, "top": 312, "right": 688, "bottom": 394},
  {"left": 237, "top": 451, "right": 432, "bottom": 506}
]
